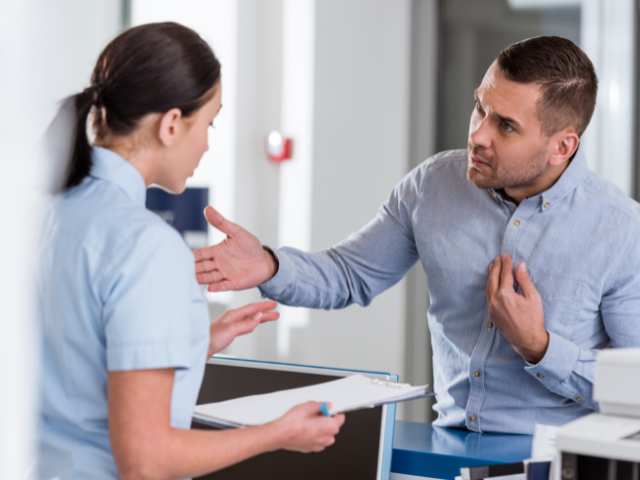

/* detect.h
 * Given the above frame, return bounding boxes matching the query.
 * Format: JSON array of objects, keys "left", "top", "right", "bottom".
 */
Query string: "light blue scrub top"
[{"left": 37, "top": 147, "right": 210, "bottom": 479}]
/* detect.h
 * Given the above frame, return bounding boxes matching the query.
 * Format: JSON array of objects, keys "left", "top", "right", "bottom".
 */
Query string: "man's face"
[{"left": 466, "top": 62, "right": 550, "bottom": 191}]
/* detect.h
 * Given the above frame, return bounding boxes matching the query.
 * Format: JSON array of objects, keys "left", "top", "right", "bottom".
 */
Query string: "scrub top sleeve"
[{"left": 103, "top": 223, "right": 195, "bottom": 371}]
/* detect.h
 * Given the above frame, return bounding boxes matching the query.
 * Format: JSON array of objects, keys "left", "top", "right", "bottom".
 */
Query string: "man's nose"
[{"left": 469, "top": 116, "right": 492, "bottom": 150}]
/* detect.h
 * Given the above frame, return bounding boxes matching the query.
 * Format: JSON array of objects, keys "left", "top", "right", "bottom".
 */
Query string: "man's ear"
[
  {"left": 549, "top": 129, "right": 579, "bottom": 167},
  {"left": 158, "top": 108, "right": 183, "bottom": 147}
]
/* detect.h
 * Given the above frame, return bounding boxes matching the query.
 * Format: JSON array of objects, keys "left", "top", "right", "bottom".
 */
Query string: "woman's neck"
[{"left": 93, "top": 135, "right": 158, "bottom": 188}]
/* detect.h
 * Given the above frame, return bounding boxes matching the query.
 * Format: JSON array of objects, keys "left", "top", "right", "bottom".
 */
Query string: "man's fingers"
[
  {"left": 499, "top": 254, "right": 515, "bottom": 292},
  {"left": 515, "top": 262, "right": 537, "bottom": 299},
  {"left": 193, "top": 245, "right": 214, "bottom": 263},
  {"left": 487, "top": 256, "right": 501, "bottom": 299},
  {"left": 195, "top": 258, "right": 217, "bottom": 275},
  {"left": 204, "top": 206, "right": 238, "bottom": 236},
  {"left": 196, "top": 270, "right": 224, "bottom": 285},
  {"left": 207, "top": 280, "right": 235, "bottom": 293}
]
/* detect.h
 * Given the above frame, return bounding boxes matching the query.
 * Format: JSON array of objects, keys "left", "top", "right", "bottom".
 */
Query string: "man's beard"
[{"left": 465, "top": 143, "right": 548, "bottom": 190}]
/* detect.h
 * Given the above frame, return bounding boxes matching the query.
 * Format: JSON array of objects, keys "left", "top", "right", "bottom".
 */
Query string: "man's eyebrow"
[
  {"left": 495, "top": 112, "right": 520, "bottom": 127},
  {"left": 474, "top": 90, "right": 521, "bottom": 127}
]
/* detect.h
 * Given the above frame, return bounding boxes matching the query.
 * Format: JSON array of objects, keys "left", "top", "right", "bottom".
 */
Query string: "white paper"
[
  {"left": 531, "top": 423, "right": 560, "bottom": 480},
  {"left": 531, "top": 423, "right": 559, "bottom": 458},
  {"left": 194, "top": 374, "right": 430, "bottom": 427},
  {"left": 486, "top": 475, "right": 526, "bottom": 480}
]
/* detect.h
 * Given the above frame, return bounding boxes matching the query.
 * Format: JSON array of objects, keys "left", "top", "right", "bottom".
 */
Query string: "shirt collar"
[
  {"left": 90, "top": 147, "right": 147, "bottom": 206},
  {"left": 540, "top": 143, "right": 587, "bottom": 207}
]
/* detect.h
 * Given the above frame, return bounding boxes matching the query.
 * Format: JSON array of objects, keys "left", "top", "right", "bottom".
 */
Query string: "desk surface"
[{"left": 391, "top": 421, "right": 533, "bottom": 480}]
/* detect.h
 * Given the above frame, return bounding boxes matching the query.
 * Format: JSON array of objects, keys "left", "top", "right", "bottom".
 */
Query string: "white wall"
[
  {"left": 226, "top": 2, "right": 414, "bottom": 396},
  {"left": 0, "top": 1, "right": 121, "bottom": 477},
  {"left": 303, "top": 0, "right": 412, "bottom": 379}
]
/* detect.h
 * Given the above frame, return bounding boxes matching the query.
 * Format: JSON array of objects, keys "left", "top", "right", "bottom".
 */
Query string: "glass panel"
[{"left": 437, "top": 0, "right": 581, "bottom": 152}]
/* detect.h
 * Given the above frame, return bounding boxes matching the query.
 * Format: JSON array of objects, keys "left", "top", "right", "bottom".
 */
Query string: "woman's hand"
[
  {"left": 207, "top": 301, "right": 279, "bottom": 358},
  {"left": 271, "top": 402, "right": 346, "bottom": 453}
]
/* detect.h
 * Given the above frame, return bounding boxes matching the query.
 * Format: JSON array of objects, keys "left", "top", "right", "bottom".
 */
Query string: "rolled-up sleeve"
[{"left": 525, "top": 230, "right": 640, "bottom": 411}]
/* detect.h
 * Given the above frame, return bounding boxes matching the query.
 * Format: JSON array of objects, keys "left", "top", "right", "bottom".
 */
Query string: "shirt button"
[
  {"left": 474, "top": 371, "right": 480, "bottom": 377},
  {"left": 576, "top": 397, "right": 583, "bottom": 402},
  {"left": 544, "top": 202, "right": 550, "bottom": 209},
  {"left": 537, "top": 373, "right": 544, "bottom": 379},
  {"left": 487, "top": 322, "right": 494, "bottom": 329},
  {"left": 469, "top": 415, "right": 477, "bottom": 422},
  {"left": 492, "top": 191, "right": 497, "bottom": 197},
  {"left": 514, "top": 220, "right": 521, "bottom": 227}
]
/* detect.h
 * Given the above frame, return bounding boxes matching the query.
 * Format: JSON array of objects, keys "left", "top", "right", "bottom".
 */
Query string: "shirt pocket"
[{"left": 520, "top": 268, "right": 586, "bottom": 343}]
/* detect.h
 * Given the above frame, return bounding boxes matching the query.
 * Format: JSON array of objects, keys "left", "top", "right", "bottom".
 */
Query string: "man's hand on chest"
[{"left": 485, "top": 254, "right": 550, "bottom": 364}]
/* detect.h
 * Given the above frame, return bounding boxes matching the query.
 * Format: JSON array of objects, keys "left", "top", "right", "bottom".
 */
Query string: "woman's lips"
[{"left": 471, "top": 154, "right": 491, "bottom": 169}]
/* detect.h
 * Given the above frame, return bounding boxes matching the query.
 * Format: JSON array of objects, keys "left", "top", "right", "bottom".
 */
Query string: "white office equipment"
[{"left": 556, "top": 349, "right": 640, "bottom": 480}]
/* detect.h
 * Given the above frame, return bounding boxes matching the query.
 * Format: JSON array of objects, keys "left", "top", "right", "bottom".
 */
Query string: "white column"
[
  {"left": 276, "top": 0, "right": 316, "bottom": 358},
  {"left": 581, "top": 0, "right": 636, "bottom": 196}
]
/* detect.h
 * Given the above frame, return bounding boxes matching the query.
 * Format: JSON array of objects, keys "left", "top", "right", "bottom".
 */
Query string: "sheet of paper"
[
  {"left": 531, "top": 423, "right": 560, "bottom": 480},
  {"left": 486, "top": 475, "right": 526, "bottom": 480},
  {"left": 531, "top": 423, "right": 559, "bottom": 458},
  {"left": 194, "top": 374, "right": 430, "bottom": 427}
]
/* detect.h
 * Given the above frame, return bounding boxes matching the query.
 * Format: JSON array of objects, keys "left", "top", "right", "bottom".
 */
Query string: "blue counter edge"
[{"left": 390, "top": 421, "right": 533, "bottom": 480}]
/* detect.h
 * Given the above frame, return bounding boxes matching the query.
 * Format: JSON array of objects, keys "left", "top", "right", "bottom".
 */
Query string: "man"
[{"left": 193, "top": 36, "right": 640, "bottom": 434}]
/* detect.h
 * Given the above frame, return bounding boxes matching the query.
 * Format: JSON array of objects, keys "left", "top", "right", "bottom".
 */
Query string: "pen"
[{"left": 319, "top": 403, "right": 331, "bottom": 416}]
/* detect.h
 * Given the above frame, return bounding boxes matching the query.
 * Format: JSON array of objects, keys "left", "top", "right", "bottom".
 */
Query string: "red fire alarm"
[{"left": 265, "top": 130, "right": 293, "bottom": 163}]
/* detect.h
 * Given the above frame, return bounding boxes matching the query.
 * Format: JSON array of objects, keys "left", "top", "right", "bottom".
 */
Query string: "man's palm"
[{"left": 194, "top": 206, "right": 275, "bottom": 292}]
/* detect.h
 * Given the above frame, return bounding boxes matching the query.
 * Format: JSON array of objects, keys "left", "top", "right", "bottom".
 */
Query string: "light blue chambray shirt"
[
  {"left": 37, "top": 147, "right": 209, "bottom": 479},
  {"left": 259, "top": 146, "right": 640, "bottom": 434}
]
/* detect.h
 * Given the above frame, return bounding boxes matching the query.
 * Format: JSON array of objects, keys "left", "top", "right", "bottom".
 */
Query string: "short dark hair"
[
  {"left": 63, "top": 22, "right": 221, "bottom": 190},
  {"left": 497, "top": 36, "right": 598, "bottom": 138}
]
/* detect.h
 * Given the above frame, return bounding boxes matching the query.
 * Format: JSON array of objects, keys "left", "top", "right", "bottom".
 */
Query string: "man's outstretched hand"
[
  {"left": 486, "top": 254, "right": 549, "bottom": 364},
  {"left": 194, "top": 206, "right": 278, "bottom": 292}
]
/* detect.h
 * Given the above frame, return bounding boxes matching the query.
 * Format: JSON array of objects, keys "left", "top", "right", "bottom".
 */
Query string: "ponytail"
[
  {"left": 55, "top": 22, "right": 221, "bottom": 191},
  {"left": 64, "top": 87, "right": 98, "bottom": 190}
]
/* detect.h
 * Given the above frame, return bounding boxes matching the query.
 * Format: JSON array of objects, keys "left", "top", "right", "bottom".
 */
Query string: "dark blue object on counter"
[{"left": 146, "top": 187, "right": 209, "bottom": 249}]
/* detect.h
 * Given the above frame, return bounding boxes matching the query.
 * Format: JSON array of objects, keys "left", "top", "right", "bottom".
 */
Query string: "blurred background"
[{"left": 1, "top": 0, "right": 638, "bottom": 477}]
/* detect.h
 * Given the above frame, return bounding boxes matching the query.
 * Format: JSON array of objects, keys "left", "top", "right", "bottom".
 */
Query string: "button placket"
[{"left": 466, "top": 310, "right": 496, "bottom": 432}]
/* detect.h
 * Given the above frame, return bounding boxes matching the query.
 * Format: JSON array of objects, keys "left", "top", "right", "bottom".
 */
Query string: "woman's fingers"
[
  {"left": 224, "top": 301, "right": 278, "bottom": 322},
  {"left": 257, "top": 311, "right": 279, "bottom": 323}
]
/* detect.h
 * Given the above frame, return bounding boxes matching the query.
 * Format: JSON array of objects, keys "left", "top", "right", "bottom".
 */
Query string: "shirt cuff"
[
  {"left": 258, "top": 247, "right": 296, "bottom": 297},
  {"left": 524, "top": 330, "right": 580, "bottom": 386}
]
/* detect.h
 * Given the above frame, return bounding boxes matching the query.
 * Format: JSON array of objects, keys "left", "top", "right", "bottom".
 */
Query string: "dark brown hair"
[
  {"left": 497, "top": 36, "right": 598, "bottom": 138},
  {"left": 64, "top": 22, "right": 221, "bottom": 190}
]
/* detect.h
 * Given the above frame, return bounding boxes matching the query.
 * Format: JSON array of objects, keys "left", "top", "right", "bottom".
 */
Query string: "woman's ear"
[
  {"left": 549, "top": 129, "right": 580, "bottom": 167},
  {"left": 158, "top": 108, "right": 183, "bottom": 147}
]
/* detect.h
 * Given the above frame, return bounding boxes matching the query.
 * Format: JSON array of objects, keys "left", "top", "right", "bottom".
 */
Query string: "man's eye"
[
  {"left": 476, "top": 103, "right": 483, "bottom": 113},
  {"left": 501, "top": 121, "right": 513, "bottom": 132}
]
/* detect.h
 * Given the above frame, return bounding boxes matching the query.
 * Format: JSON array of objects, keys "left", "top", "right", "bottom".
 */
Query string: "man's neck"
[{"left": 503, "top": 152, "right": 576, "bottom": 206}]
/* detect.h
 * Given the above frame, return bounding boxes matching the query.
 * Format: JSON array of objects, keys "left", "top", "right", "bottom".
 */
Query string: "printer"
[{"left": 556, "top": 349, "right": 640, "bottom": 480}]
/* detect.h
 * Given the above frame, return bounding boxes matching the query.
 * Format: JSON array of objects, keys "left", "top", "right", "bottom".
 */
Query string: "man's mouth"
[{"left": 470, "top": 154, "right": 491, "bottom": 170}]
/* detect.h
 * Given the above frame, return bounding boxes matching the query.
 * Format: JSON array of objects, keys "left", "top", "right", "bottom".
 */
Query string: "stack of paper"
[{"left": 193, "top": 374, "right": 432, "bottom": 428}]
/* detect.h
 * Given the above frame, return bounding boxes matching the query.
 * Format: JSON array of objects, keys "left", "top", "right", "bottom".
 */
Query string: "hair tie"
[{"left": 84, "top": 84, "right": 104, "bottom": 107}]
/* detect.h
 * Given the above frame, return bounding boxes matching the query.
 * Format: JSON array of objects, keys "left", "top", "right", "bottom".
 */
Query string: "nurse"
[{"left": 38, "top": 22, "right": 344, "bottom": 480}]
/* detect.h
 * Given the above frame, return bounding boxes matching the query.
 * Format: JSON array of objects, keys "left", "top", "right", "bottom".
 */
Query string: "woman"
[{"left": 38, "top": 22, "right": 344, "bottom": 480}]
